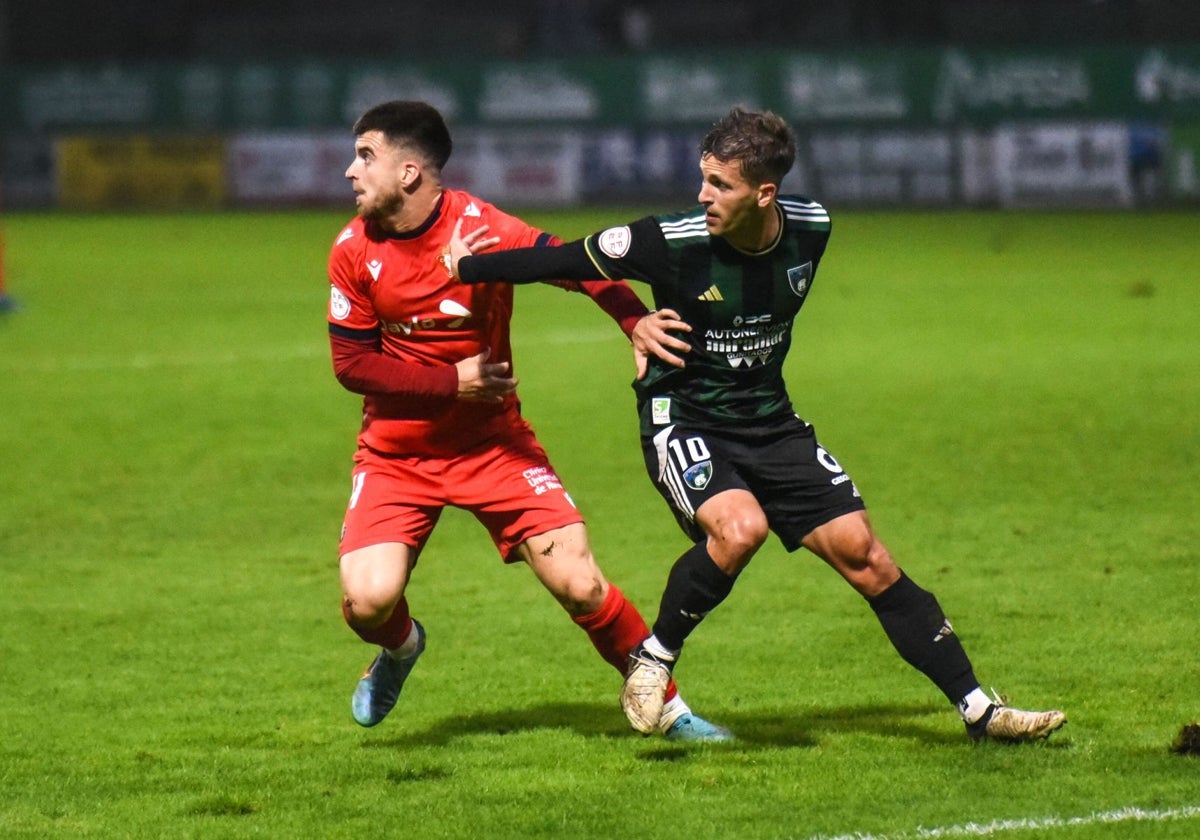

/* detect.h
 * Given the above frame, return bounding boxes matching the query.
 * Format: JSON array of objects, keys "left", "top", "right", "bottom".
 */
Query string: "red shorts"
[{"left": 338, "top": 427, "right": 584, "bottom": 563}]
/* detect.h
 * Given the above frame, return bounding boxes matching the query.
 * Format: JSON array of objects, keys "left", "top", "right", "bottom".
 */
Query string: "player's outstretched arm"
[
  {"left": 447, "top": 219, "right": 595, "bottom": 284},
  {"left": 447, "top": 220, "right": 692, "bottom": 378}
]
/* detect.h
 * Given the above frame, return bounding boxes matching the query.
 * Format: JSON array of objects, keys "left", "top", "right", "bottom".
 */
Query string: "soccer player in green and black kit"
[{"left": 446, "top": 106, "right": 1065, "bottom": 744}]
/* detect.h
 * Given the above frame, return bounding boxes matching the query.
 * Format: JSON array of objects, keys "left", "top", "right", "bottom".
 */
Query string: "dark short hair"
[
  {"left": 353, "top": 100, "right": 453, "bottom": 171},
  {"left": 700, "top": 106, "right": 796, "bottom": 187}
]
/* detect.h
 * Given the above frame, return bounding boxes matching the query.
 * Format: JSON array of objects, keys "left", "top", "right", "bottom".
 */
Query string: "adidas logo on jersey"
[{"left": 698, "top": 285, "right": 724, "bottom": 302}]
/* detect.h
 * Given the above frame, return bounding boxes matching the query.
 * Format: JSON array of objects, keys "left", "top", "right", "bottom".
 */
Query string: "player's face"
[
  {"left": 697, "top": 153, "right": 772, "bottom": 250},
  {"left": 345, "top": 131, "right": 409, "bottom": 220}
]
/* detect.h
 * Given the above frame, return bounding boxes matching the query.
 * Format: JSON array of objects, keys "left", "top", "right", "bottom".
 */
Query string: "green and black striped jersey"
[{"left": 582, "top": 196, "right": 831, "bottom": 432}]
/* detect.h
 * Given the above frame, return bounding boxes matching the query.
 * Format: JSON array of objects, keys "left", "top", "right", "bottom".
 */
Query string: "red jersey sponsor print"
[{"left": 328, "top": 190, "right": 545, "bottom": 456}]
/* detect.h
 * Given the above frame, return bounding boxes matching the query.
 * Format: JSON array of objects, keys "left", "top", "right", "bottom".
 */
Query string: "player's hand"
[
  {"left": 632, "top": 308, "right": 692, "bottom": 380},
  {"left": 455, "top": 348, "right": 518, "bottom": 402},
  {"left": 443, "top": 219, "right": 501, "bottom": 280}
]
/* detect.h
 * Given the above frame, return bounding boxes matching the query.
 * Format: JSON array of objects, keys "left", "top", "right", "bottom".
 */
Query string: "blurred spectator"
[
  {"left": 1128, "top": 122, "right": 1165, "bottom": 204},
  {"left": 619, "top": 4, "right": 653, "bottom": 51}
]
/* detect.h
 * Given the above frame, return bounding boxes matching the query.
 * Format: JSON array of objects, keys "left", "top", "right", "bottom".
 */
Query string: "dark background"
[{"left": 3, "top": 0, "right": 1199, "bottom": 66}]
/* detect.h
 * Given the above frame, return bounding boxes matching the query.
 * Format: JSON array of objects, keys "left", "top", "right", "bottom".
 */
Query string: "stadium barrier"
[{"left": 2, "top": 47, "right": 1199, "bottom": 209}]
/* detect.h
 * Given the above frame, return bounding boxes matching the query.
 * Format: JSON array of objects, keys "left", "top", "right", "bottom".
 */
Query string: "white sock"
[
  {"left": 958, "top": 687, "right": 993, "bottom": 724},
  {"left": 642, "top": 634, "right": 678, "bottom": 662},
  {"left": 387, "top": 621, "right": 421, "bottom": 661},
  {"left": 659, "top": 694, "right": 690, "bottom": 732}
]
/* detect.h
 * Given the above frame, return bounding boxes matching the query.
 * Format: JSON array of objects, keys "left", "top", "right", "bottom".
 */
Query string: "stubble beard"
[{"left": 358, "top": 187, "right": 402, "bottom": 224}]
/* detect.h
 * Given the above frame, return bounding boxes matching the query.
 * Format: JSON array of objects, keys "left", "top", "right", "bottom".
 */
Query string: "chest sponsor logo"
[
  {"left": 439, "top": 299, "right": 471, "bottom": 326},
  {"left": 787, "top": 262, "right": 812, "bottom": 297},
  {"left": 380, "top": 299, "right": 474, "bottom": 334},
  {"left": 367, "top": 259, "right": 384, "bottom": 281},
  {"left": 705, "top": 318, "right": 788, "bottom": 368}
]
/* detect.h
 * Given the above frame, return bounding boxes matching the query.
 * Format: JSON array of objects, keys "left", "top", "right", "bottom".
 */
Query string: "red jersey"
[{"left": 327, "top": 189, "right": 646, "bottom": 457}]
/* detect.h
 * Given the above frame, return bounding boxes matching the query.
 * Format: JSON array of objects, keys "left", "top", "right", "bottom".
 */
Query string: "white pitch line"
[{"left": 811, "top": 804, "right": 1200, "bottom": 840}]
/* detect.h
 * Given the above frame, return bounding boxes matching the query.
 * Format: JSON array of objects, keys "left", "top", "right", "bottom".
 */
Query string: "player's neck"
[
  {"left": 382, "top": 185, "right": 444, "bottom": 235},
  {"left": 726, "top": 202, "right": 782, "bottom": 254}
]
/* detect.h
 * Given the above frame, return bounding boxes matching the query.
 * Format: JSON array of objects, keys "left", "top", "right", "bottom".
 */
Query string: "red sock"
[
  {"left": 573, "top": 584, "right": 679, "bottom": 702},
  {"left": 343, "top": 595, "right": 412, "bottom": 650}
]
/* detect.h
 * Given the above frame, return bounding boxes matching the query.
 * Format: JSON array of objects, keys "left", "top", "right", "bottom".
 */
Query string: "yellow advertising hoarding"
[{"left": 58, "top": 135, "right": 226, "bottom": 209}]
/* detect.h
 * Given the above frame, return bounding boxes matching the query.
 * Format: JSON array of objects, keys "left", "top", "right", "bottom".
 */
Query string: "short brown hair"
[
  {"left": 700, "top": 106, "right": 796, "bottom": 187},
  {"left": 353, "top": 100, "right": 453, "bottom": 171}
]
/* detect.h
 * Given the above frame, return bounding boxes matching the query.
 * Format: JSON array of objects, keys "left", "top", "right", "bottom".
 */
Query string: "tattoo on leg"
[{"left": 540, "top": 542, "right": 556, "bottom": 557}]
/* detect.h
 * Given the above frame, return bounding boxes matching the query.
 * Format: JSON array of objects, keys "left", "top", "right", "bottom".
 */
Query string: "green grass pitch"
[{"left": 0, "top": 207, "right": 1197, "bottom": 838}]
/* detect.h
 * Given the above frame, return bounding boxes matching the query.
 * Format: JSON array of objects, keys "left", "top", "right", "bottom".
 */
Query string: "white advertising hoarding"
[
  {"left": 228, "top": 133, "right": 350, "bottom": 204},
  {"left": 445, "top": 129, "right": 584, "bottom": 206},
  {"left": 993, "top": 122, "right": 1134, "bottom": 207}
]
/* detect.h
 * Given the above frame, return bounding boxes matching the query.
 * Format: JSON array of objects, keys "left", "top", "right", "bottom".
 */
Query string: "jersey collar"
[
  {"left": 726, "top": 203, "right": 784, "bottom": 257},
  {"left": 386, "top": 191, "right": 446, "bottom": 241}
]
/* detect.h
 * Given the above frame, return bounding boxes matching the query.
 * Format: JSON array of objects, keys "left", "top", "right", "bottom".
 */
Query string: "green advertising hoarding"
[{"left": 4, "top": 46, "right": 1200, "bottom": 134}]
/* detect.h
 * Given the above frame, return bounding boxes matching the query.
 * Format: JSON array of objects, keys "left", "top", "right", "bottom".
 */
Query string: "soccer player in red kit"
[{"left": 328, "top": 100, "right": 727, "bottom": 741}]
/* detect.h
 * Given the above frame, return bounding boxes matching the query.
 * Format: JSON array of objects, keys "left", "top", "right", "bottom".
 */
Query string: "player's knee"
[
  {"left": 341, "top": 590, "right": 393, "bottom": 629},
  {"left": 555, "top": 573, "right": 606, "bottom": 616},
  {"left": 339, "top": 545, "right": 410, "bottom": 628},
  {"left": 714, "top": 510, "right": 769, "bottom": 559},
  {"left": 840, "top": 534, "right": 899, "bottom": 595},
  {"left": 839, "top": 529, "right": 887, "bottom": 568}
]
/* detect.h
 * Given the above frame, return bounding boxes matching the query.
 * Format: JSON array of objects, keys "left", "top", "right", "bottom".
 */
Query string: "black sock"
[
  {"left": 651, "top": 540, "right": 738, "bottom": 652},
  {"left": 868, "top": 571, "right": 979, "bottom": 704}
]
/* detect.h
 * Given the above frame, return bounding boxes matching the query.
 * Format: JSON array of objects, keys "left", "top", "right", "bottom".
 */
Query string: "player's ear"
[
  {"left": 400, "top": 161, "right": 422, "bottom": 188},
  {"left": 756, "top": 181, "right": 777, "bottom": 207}
]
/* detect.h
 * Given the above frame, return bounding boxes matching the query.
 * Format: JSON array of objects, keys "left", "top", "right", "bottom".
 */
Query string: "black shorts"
[{"left": 640, "top": 415, "right": 867, "bottom": 552}]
